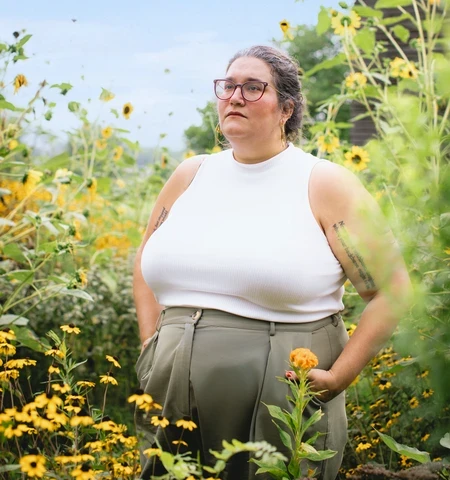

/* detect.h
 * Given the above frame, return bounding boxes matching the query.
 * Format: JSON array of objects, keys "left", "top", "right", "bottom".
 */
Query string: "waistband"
[{"left": 157, "top": 306, "right": 341, "bottom": 335}]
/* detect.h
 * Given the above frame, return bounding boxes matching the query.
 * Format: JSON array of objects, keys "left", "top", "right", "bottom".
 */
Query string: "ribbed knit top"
[{"left": 141, "top": 144, "right": 345, "bottom": 323}]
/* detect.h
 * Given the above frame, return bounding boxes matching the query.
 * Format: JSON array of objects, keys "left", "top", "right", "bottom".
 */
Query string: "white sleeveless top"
[{"left": 141, "top": 144, "right": 345, "bottom": 323}]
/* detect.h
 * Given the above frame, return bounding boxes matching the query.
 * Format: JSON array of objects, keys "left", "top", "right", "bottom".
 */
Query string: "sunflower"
[
  {"left": 106, "top": 355, "right": 121, "bottom": 368},
  {"left": 14, "top": 74, "right": 28, "bottom": 94},
  {"left": 113, "top": 145, "right": 123, "bottom": 161},
  {"left": 60, "top": 324, "right": 81, "bottom": 334},
  {"left": 19, "top": 455, "right": 46, "bottom": 478},
  {"left": 289, "top": 348, "right": 319, "bottom": 370},
  {"left": 175, "top": 417, "right": 197, "bottom": 431},
  {"left": 122, "top": 102, "right": 134, "bottom": 119},
  {"left": 151, "top": 415, "right": 170, "bottom": 428},
  {"left": 344, "top": 145, "right": 370, "bottom": 172},
  {"left": 95, "top": 139, "right": 107, "bottom": 150},
  {"left": 101, "top": 126, "right": 112, "bottom": 139},
  {"left": 317, "top": 134, "right": 340, "bottom": 154},
  {"left": 279, "top": 20, "right": 294, "bottom": 41},
  {"left": 389, "top": 57, "right": 419, "bottom": 79},
  {"left": 345, "top": 72, "right": 367, "bottom": 89},
  {"left": 8, "top": 139, "right": 19, "bottom": 150},
  {"left": 331, "top": 11, "right": 361, "bottom": 36}
]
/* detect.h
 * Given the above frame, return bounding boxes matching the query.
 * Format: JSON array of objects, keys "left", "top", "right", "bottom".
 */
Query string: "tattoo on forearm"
[
  {"left": 154, "top": 207, "right": 168, "bottom": 231},
  {"left": 333, "top": 220, "right": 376, "bottom": 290}
]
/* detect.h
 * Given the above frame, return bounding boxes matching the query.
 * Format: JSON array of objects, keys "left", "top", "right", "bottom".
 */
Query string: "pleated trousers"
[{"left": 135, "top": 307, "right": 349, "bottom": 480}]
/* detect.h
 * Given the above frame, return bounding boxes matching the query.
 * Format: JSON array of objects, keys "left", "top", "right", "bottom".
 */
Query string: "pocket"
[{"left": 135, "top": 331, "right": 159, "bottom": 384}]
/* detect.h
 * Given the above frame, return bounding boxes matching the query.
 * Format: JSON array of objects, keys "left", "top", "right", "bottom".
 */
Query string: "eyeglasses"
[{"left": 213, "top": 79, "right": 271, "bottom": 102}]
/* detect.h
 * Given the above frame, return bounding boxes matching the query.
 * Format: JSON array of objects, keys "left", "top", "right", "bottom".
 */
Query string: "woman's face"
[{"left": 217, "top": 57, "right": 284, "bottom": 144}]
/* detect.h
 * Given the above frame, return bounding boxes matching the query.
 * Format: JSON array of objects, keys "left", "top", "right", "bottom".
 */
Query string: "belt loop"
[
  {"left": 191, "top": 308, "right": 203, "bottom": 325},
  {"left": 331, "top": 313, "right": 340, "bottom": 327},
  {"left": 269, "top": 322, "right": 276, "bottom": 336},
  {"left": 156, "top": 309, "right": 165, "bottom": 332}
]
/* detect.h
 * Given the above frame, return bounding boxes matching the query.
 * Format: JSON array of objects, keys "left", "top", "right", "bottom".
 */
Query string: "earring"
[
  {"left": 216, "top": 124, "right": 222, "bottom": 136},
  {"left": 280, "top": 122, "right": 287, "bottom": 145}
]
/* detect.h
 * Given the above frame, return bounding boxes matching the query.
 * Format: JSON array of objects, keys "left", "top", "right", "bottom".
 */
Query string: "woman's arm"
[
  {"left": 306, "top": 161, "right": 412, "bottom": 401},
  {"left": 133, "top": 155, "right": 205, "bottom": 346}
]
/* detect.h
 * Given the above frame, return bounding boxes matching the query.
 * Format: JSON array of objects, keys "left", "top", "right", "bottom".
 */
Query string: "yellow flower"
[
  {"left": 345, "top": 72, "right": 367, "bottom": 89},
  {"left": 54, "top": 168, "right": 73, "bottom": 184},
  {"left": 409, "top": 397, "right": 419, "bottom": 409},
  {"left": 76, "top": 380, "right": 96, "bottom": 388},
  {"left": 99, "top": 374, "right": 118, "bottom": 386},
  {"left": 45, "top": 348, "right": 64, "bottom": 359},
  {"left": 113, "top": 145, "right": 124, "bottom": 161},
  {"left": 5, "top": 358, "right": 36, "bottom": 369},
  {"left": 344, "top": 146, "right": 370, "bottom": 172},
  {"left": 76, "top": 268, "right": 88, "bottom": 288},
  {"left": 445, "top": 248, "right": 450, "bottom": 255},
  {"left": 143, "top": 448, "right": 162, "bottom": 457},
  {"left": 0, "top": 342, "right": 16, "bottom": 356},
  {"left": 422, "top": 389, "right": 434, "bottom": 398},
  {"left": 210, "top": 145, "right": 222, "bottom": 153},
  {"left": 355, "top": 442, "right": 372, "bottom": 453},
  {"left": 390, "top": 57, "right": 419, "bottom": 79},
  {"left": 279, "top": 20, "right": 294, "bottom": 41},
  {"left": 14, "top": 74, "right": 28, "bottom": 94},
  {"left": 101, "top": 126, "right": 113, "bottom": 139},
  {"left": 70, "top": 414, "right": 94, "bottom": 427},
  {"left": 95, "top": 139, "right": 107, "bottom": 150},
  {"left": 70, "top": 464, "right": 96, "bottom": 479},
  {"left": 289, "top": 348, "right": 319, "bottom": 370},
  {"left": 8, "top": 139, "right": 19, "bottom": 150},
  {"left": 422, "top": 433, "right": 430, "bottom": 442},
  {"left": 106, "top": 355, "right": 121, "bottom": 368},
  {"left": 331, "top": 11, "right": 361, "bottom": 36},
  {"left": 61, "top": 323, "right": 81, "bottom": 334},
  {"left": 128, "top": 389, "right": 154, "bottom": 406},
  {"left": 23, "top": 170, "right": 44, "bottom": 194},
  {"left": 0, "top": 369, "right": 19, "bottom": 381},
  {"left": 0, "top": 329, "right": 15, "bottom": 342},
  {"left": 19, "top": 455, "right": 46, "bottom": 477},
  {"left": 175, "top": 417, "right": 197, "bottom": 431},
  {"left": 122, "top": 102, "right": 134, "bottom": 119},
  {"left": 116, "top": 179, "right": 125, "bottom": 188},
  {"left": 52, "top": 383, "right": 71, "bottom": 393},
  {"left": 317, "top": 134, "right": 340, "bottom": 154},
  {"left": 378, "top": 380, "right": 391, "bottom": 390},
  {"left": 429, "top": 0, "right": 440, "bottom": 4},
  {"left": 150, "top": 415, "right": 170, "bottom": 428},
  {"left": 184, "top": 149, "right": 196, "bottom": 159},
  {"left": 400, "top": 455, "right": 413, "bottom": 467},
  {"left": 173, "top": 439, "right": 188, "bottom": 446}
]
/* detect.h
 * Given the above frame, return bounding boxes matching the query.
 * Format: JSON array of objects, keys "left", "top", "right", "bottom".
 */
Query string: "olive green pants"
[{"left": 135, "top": 307, "right": 349, "bottom": 480}]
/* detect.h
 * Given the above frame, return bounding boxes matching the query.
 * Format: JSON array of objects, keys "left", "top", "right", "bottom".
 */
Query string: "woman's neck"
[{"left": 231, "top": 139, "right": 288, "bottom": 165}]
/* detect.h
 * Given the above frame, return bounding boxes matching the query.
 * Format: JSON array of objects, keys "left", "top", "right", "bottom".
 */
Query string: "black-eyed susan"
[
  {"left": 19, "top": 454, "right": 46, "bottom": 478},
  {"left": 14, "top": 74, "right": 28, "bottom": 94},
  {"left": 101, "top": 126, "right": 113, "bottom": 139},
  {"left": 0, "top": 329, "right": 15, "bottom": 342},
  {"left": 127, "top": 389, "right": 153, "bottom": 406},
  {"left": 150, "top": 415, "right": 169, "bottom": 428},
  {"left": 175, "top": 417, "right": 197, "bottom": 431},
  {"left": 317, "top": 134, "right": 340, "bottom": 154},
  {"left": 345, "top": 72, "right": 367, "bottom": 89},
  {"left": 172, "top": 439, "right": 188, "bottom": 446},
  {"left": 76, "top": 380, "right": 96, "bottom": 388},
  {"left": 48, "top": 364, "right": 60, "bottom": 374},
  {"left": 46, "top": 410, "right": 68, "bottom": 425},
  {"left": 0, "top": 369, "right": 19, "bottom": 382},
  {"left": 45, "top": 347, "right": 64, "bottom": 359},
  {"left": 422, "top": 389, "right": 434, "bottom": 398},
  {"left": 355, "top": 442, "right": 372, "bottom": 453},
  {"left": 93, "top": 419, "right": 119, "bottom": 431},
  {"left": 344, "top": 145, "right": 370, "bottom": 172},
  {"left": 122, "top": 102, "right": 134, "bottom": 119},
  {"left": 279, "top": 20, "right": 294, "bottom": 41},
  {"left": 105, "top": 355, "right": 121, "bottom": 368},
  {"left": 52, "top": 383, "right": 71, "bottom": 394},
  {"left": 143, "top": 447, "right": 162, "bottom": 458},
  {"left": 5, "top": 358, "right": 36, "bottom": 369},
  {"left": 390, "top": 57, "right": 419, "bottom": 80},
  {"left": 70, "top": 463, "right": 96, "bottom": 480},
  {"left": 3, "top": 423, "right": 29, "bottom": 439},
  {"left": 409, "top": 397, "right": 419, "bottom": 409},
  {"left": 70, "top": 411, "right": 94, "bottom": 427},
  {"left": 99, "top": 374, "right": 118, "bottom": 386},
  {"left": 421, "top": 433, "right": 431, "bottom": 442},
  {"left": 378, "top": 379, "right": 392, "bottom": 390},
  {"left": 0, "top": 342, "right": 17, "bottom": 356},
  {"left": 113, "top": 145, "right": 124, "bottom": 161},
  {"left": 331, "top": 11, "right": 361, "bottom": 36},
  {"left": 60, "top": 323, "right": 81, "bottom": 334}
]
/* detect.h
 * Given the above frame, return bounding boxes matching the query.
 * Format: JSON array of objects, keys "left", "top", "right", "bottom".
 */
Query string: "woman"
[{"left": 133, "top": 45, "right": 411, "bottom": 480}]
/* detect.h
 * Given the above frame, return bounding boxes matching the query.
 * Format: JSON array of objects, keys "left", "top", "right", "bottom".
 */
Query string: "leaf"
[
  {"left": 274, "top": 423, "right": 292, "bottom": 450},
  {"left": 11, "top": 326, "right": 49, "bottom": 352},
  {"left": 68, "top": 101, "right": 80, "bottom": 112},
  {"left": 376, "top": 430, "right": 430, "bottom": 463},
  {"left": 3, "top": 243, "right": 26, "bottom": 262},
  {"left": 380, "top": 13, "right": 412, "bottom": 26},
  {"left": 354, "top": 29, "right": 376, "bottom": 54},
  {"left": 51, "top": 82, "right": 73, "bottom": 95},
  {"left": 99, "top": 88, "right": 115, "bottom": 102},
  {"left": 316, "top": 7, "right": 331, "bottom": 35},
  {"left": 111, "top": 108, "right": 119, "bottom": 118},
  {"left": 0, "top": 465, "right": 21, "bottom": 473},
  {"left": 375, "top": 0, "right": 412, "bottom": 7},
  {"left": 58, "top": 288, "right": 94, "bottom": 302},
  {"left": 8, "top": 269, "right": 35, "bottom": 283},
  {"left": 353, "top": 6, "right": 383, "bottom": 18},
  {"left": 304, "top": 54, "right": 346, "bottom": 77},
  {"left": 440, "top": 433, "right": 450, "bottom": 449},
  {"left": 17, "top": 34, "right": 32, "bottom": 48},
  {"left": 44, "top": 110, "right": 53, "bottom": 121},
  {"left": 159, "top": 452, "right": 174, "bottom": 470},
  {"left": 41, "top": 152, "right": 71, "bottom": 170},
  {"left": 265, "top": 404, "right": 293, "bottom": 429},
  {"left": 392, "top": 24, "right": 410, "bottom": 43},
  {"left": 299, "top": 408, "right": 324, "bottom": 437},
  {"left": 0, "top": 100, "right": 20, "bottom": 111},
  {"left": 0, "top": 314, "right": 29, "bottom": 326}
]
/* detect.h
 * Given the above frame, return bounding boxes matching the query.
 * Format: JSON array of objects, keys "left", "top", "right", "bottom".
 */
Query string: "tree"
[{"left": 183, "top": 101, "right": 221, "bottom": 153}]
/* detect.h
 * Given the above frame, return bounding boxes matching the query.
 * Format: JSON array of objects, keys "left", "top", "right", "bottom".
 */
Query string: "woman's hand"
[{"left": 285, "top": 368, "right": 341, "bottom": 403}]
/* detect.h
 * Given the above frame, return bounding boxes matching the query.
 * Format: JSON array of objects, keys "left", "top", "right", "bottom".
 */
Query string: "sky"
[{"left": 2, "top": 0, "right": 340, "bottom": 152}]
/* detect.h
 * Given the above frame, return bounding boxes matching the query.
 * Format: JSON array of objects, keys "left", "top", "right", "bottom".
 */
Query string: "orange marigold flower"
[{"left": 289, "top": 348, "right": 319, "bottom": 370}]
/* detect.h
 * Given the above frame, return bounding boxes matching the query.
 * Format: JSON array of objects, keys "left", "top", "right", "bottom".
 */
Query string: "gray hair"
[{"left": 226, "top": 45, "right": 303, "bottom": 143}]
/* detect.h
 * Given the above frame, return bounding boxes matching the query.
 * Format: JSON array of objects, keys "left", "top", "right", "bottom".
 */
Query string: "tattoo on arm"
[
  {"left": 333, "top": 220, "right": 376, "bottom": 290},
  {"left": 153, "top": 207, "right": 168, "bottom": 232}
]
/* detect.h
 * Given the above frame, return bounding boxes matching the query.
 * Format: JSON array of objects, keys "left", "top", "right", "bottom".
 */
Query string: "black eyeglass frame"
[{"left": 213, "top": 79, "right": 272, "bottom": 102}]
